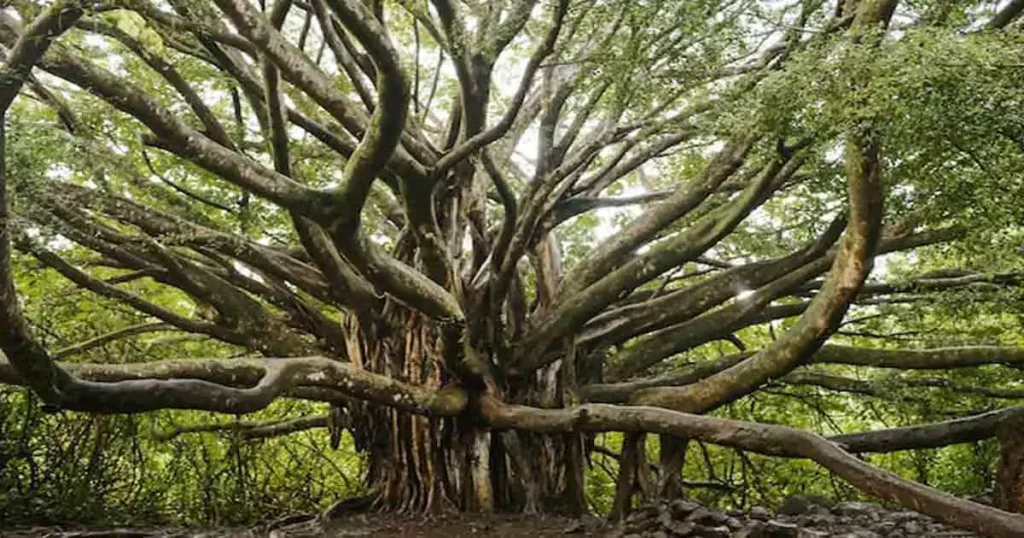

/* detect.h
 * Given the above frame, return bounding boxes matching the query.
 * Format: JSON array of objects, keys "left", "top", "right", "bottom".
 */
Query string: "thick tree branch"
[
  {"left": 987, "top": 0, "right": 1024, "bottom": 29},
  {"left": 0, "top": 355, "right": 468, "bottom": 416},
  {"left": 831, "top": 406, "right": 1024, "bottom": 453},
  {"left": 782, "top": 370, "right": 1024, "bottom": 400}
]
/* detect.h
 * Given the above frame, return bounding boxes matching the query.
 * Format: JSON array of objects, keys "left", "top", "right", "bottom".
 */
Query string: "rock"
[
  {"left": 665, "top": 521, "right": 695, "bottom": 536},
  {"left": 798, "top": 514, "right": 833, "bottom": 528},
  {"left": 777, "top": 496, "right": 833, "bottom": 516},
  {"left": 888, "top": 511, "right": 921, "bottom": 521},
  {"left": 832, "top": 532, "right": 882, "bottom": 538},
  {"left": 684, "top": 507, "right": 727, "bottom": 526},
  {"left": 903, "top": 520, "right": 924, "bottom": 534},
  {"left": 626, "top": 511, "right": 650, "bottom": 524},
  {"left": 692, "top": 525, "right": 730, "bottom": 538},
  {"left": 808, "top": 505, "right": 832, "bottom": 516},
  {"left": 725, "top": 517, "right": 744, "bottom": 530},
  {"left": 764, "top": 520, "right": 800, "bottom": 538},
  {"left": 834, "top": 502, "right": 882, "bottom": 518},
  {"left": 874, "top": 521, "right": 896, "bottom": 535},
  {"left": 610, "top": 498, "right": 985, "bottom": 538},
  {"left": 733, "top": 521, "right": 766, "bottom": 538},
  {"left": 670, "top": 500, "right": 702, "bottom": 518}
]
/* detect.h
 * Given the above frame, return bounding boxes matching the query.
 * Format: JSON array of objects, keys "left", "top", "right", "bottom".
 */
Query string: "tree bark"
[
  {"left": 610, "top": 432, "right": 646, "bottom": 520},
  {"left": 339, "top": 312, "right": 584, "bottom": 514},
  {"left": 657, "top": 435, "right": 688, "bottom": 499},
  {"left": 996, "top": 414, "right": 1024, "bottom": 513},
  {"left": 340, "top": 313, "right": 469, "bottom": 512}
]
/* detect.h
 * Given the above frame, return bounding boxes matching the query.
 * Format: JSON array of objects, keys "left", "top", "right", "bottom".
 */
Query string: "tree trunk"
[
  {"left": 611, "top": 432, "right": 647, "bottom": 519},
  {"left": 657, "top": 435, "right": 688, "bottom": 499},
  {"left": 995, "top": 415, "right": 1024, "bottom": 513},
  {"left": 337, "top": 310, "right": 584, "bottom": 514},
  {"left": 339, "top": 312, "right": 463, "bottom": 512}
]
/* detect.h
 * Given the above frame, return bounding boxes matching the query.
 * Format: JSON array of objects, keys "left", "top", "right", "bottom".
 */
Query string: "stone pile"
[{"left": 612, "top": 497, "right": 980, "bottom": 538}]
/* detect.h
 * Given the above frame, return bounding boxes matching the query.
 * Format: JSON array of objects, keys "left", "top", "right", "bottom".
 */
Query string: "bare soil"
[{"left": 0, "top": 514, "right": 612, "bottom": 538}]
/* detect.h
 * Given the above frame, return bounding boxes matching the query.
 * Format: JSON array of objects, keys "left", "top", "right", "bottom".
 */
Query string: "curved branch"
[
  {"left": 0, "top": 355, "right": 468, "bottom": 416},
  {"left": 119, "top": 0, "right": 260, "bottom": 56},
  {"left": 602, "top": 227, "right": 962, "bottom": 379},
  {"left": 211, "top": 0, "right": 370, "bottom": 143},
  {"left": 25, "top": 244, "right": 229, "bottom": 338},
  {"left": 0, "top": 27, "right": 317, "bottom": 211},
  {"left": 603, "top": 4, "right": 898, "bottom": 409},
  {"left": 783, "top": 371, "right": 1024, "bottom": 400},
  {"left": 320, "top": 0, "right": 410, "bottom": 229},
  {"left": 810, "top": 344, "right": 1024, "bottom": 369},
  {"left": 560, "top": 136, "right": 755, "bottom": 296},
  {"left": 78, "top": 18, "right": 237, "bottom": 149},
  {"left": 0, "top": 1, "right": 87, "bottom": 401},
  {"left": 309, "top": 0, "right": 375, "bottom": 109}
]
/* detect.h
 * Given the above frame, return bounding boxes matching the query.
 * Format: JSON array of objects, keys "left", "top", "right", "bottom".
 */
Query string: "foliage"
[{"left": 0, "top": 0, "right": 1023, "bottom": 530}]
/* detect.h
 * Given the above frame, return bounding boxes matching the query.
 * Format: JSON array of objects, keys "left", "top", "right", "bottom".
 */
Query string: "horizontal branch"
[
  {"left": 0, "top": 355, "right": 467, "bottom": 416},
  {"left": 815, "top": 345, "right": 1024, "bottom": 369},
  {"left": 782, "top": 371, "right": 1024, "bottom": 400},
  {"left": 831, "top": 406, "right": 1024, "bottom": 453},
  {"left": 156, "top": 414, "right": 328, "bottom": 441}
]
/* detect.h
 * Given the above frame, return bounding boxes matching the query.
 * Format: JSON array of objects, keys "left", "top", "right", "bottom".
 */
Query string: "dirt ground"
[
  {"left": 323, "top": 513, "right": 610, "bottom": 537},
  {"left": 0, "top": 514, "right": 613, "bottom": 537}
]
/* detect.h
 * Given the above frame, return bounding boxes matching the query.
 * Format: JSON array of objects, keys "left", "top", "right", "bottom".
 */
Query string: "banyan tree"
[{"left": 2, "top": 0, "right": 1024, "bottom": 536}]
